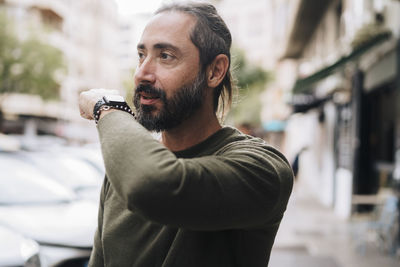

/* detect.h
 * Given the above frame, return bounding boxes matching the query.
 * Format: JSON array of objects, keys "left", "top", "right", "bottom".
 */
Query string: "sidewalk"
[{"left": 269, "top": 187, "right": 399, "bottom": 267}]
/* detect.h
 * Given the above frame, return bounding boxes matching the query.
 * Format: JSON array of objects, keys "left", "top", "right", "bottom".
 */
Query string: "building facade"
[
  {"left": 276, "top": 0, "right": 400, "bottom": 222},
  {"left": 1, "top": 0, "right": 121, "bottom": 141}
]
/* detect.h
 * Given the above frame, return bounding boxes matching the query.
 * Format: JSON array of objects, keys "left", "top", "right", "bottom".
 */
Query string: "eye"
[
  {"left": 138, "top": 52, "right": 145, "bottom": 62},
  {"left": 160, "top": 52, "right": 174, "bottom": 61}
]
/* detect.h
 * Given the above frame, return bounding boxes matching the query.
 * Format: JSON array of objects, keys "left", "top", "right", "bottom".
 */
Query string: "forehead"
[{"left": 139, "top": 11, "right": 197, "bottom": 49}]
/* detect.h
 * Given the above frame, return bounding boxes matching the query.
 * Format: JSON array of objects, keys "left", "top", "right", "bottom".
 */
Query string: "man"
[{"left": 79, "top": 2, "right": 293, "bottom": 267}]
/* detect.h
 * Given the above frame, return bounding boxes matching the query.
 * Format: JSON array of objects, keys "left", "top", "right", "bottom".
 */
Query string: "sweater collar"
[{"left": 172, "top": 126, "right": 240, "bottom": 158}]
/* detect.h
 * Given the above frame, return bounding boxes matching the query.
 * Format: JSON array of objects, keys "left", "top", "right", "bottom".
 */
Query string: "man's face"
[
  {"left": 133, "top": 70, "right": 206, "bottom": 132},
  {"left": 133, "top": 11, "right": 205, "bottom": 131}
]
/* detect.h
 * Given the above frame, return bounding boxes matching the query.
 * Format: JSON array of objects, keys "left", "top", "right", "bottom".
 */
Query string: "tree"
[
  {"left": 0, "top": 10, "right": 65, "bottom": 101},
  {"left": 228, "top": 48, "right": 272, "bottom": 126}
]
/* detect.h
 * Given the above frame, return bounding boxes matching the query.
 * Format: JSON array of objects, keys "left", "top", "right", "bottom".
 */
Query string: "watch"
[{"left": 93, "top": 95, "right": 135, "bottom": 123}]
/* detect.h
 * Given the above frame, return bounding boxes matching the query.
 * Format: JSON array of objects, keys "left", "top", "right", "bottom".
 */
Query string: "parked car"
[
  {"left": 10, "top": 151, "right": 103, "bottom": 202},
  {"left": 0, "top": 153, "right": 98, "bottom": 266},
  {"left": 0, "top": 225, "right": 43, "bottom": 266},
  {"left": 56, "top": 145, "right": 105, "bottom": 175}
]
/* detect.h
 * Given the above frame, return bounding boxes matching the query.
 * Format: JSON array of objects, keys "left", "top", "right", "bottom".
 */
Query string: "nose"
[{"left": 134, "top": 57, "right": 156, "bottom": 85}]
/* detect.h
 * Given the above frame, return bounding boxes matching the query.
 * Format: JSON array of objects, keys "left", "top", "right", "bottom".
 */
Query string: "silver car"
[
  {"left": 0, "top": 225, "right": 43, "bottom": 266},
  {"left": 0, "top": 153, "right": 98, "bottom": 266},
  {"left": 6, "top": 151, "right": 103, "bottom": 202}
]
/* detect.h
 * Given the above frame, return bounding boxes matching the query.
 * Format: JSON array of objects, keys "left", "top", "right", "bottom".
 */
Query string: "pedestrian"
[{"left": 79, "top": 2, "right": 293, "bottom": 266}]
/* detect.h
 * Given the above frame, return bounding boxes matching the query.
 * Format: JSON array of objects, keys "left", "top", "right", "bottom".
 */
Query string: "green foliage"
[
  {"left": 0, "top": 10, "right": 65, "bottom": 100},
  {"left": 232, "top": 48, "right": 269, "bottom": 89},
  {"left": 229, "top": 48, "right": 272, "bottom": 126}
]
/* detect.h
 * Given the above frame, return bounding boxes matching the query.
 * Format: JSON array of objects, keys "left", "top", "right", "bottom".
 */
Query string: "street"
[{"left": 270, "top": 184, "right": 399, "bottom": 267}]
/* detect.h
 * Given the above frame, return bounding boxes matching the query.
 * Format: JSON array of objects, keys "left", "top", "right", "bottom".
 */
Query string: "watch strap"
[{"left": 93, "top": 96, "right": 135, "bottom": 124}]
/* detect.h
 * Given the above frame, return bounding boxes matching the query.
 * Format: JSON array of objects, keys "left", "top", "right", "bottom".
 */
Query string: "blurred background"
[{"left": 0, "top": 0, "right": 400, "bottom": 266}]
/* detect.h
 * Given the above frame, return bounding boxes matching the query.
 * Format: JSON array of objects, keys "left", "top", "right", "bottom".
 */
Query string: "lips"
[{"left": 140, "top": 92, "right": 160, "bottom": 105}]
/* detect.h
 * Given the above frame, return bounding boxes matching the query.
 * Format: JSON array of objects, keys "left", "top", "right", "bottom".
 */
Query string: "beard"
[{"left": 133, "top": 70, "right": 207, "bottom": 132}]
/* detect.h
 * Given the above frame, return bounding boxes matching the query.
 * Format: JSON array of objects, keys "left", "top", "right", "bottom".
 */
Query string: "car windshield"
[
  {"left": 23, "top": 152, "right": 103, "bottom": 190},
  {"left": 0, "top": 155, "right": 76, "bottom": 205}
]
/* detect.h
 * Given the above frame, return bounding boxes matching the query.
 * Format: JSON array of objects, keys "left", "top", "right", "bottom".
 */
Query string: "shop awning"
[
  {"left": 292, "top": 32, "right": 391, "bottom": 94},
  {"left": 291, "top": 95, "right": 332, "bottom": 113}
]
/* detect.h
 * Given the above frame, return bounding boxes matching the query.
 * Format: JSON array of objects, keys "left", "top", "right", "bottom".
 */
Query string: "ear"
[{"left": 206, "top": 54, "right": 229, "bottom": 89}]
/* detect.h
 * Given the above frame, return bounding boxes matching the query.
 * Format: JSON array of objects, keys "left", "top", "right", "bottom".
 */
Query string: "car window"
[
  {"left": 22, "top": 153, "right": 102, "bottom": 189},
  {"left": 0, "top": 156, "right": 76, "bottom": 205}
]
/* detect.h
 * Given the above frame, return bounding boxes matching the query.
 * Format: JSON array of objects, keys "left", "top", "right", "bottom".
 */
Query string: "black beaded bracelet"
[{"left": 93, "top": 96, "right": 135, "bottom": 124}]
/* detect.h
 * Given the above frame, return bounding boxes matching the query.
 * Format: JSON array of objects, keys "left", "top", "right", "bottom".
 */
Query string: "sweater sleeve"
[
  {"left": 88, "top": 178, "right": 107, "bottom": 267},
  {"left": 97, "top": 111, "right": 293, "bottom": 231}
]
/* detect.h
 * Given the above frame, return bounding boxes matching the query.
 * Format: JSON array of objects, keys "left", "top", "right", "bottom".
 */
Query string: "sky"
[{"left": 115, "top": 0, "right": 164, "bottom": 16}]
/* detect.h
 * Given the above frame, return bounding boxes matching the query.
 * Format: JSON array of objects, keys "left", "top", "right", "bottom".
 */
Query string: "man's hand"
[{"left": 79, "top": 88, "right": 120, "bottom": 120}]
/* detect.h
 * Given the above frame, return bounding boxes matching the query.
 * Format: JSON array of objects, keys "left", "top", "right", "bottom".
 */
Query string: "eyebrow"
[{"left": 137, "top": 42, "right": 180, "bottom": 52}]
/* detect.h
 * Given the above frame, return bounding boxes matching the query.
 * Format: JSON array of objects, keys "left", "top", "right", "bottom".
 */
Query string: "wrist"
[{"left": 93, "top": 95, "right": 135, "bottom": 124}]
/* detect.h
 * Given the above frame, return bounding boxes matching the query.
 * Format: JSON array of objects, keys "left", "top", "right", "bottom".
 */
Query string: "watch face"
[{"left": 104, "top": 94, "right": 125, "bottom": 103}]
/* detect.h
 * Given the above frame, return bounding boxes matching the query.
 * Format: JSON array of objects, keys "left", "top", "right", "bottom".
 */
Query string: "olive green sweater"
[{"left": 89, "top": 111, "right": 293, "bottom": 267}]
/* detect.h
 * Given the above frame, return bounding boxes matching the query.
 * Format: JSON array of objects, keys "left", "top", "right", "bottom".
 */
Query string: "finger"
[{"left": 79, "top": 91, "right": 96, "bottom": 119}]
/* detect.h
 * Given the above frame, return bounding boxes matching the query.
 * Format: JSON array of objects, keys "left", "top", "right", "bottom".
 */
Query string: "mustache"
[{"left": 135, "top": 84, "right": 166, "bottom": 99}]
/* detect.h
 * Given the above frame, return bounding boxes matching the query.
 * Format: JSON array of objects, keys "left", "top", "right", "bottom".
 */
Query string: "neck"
[{"left": 161, "top": 108, "right": 221, "bottom": 152}]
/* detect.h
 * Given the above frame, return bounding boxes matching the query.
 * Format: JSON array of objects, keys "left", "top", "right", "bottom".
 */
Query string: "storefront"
[
  {"left": 289, "top": 33, "right": 399, "bottom": 215},
  {"left": 352, "top": 40, "right": 399, "bottom": 205}
]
